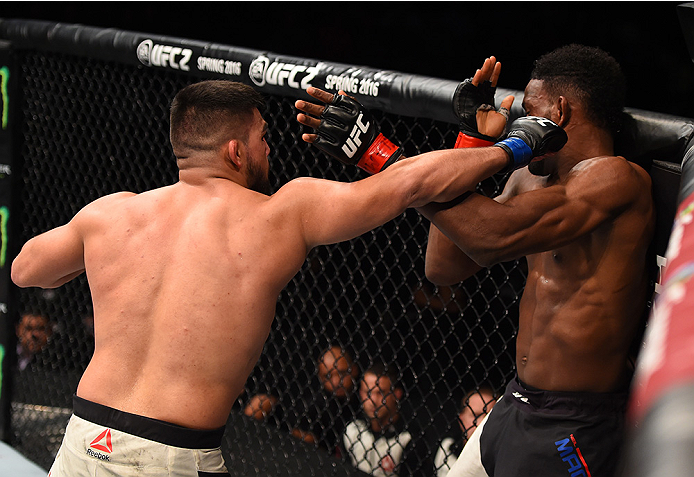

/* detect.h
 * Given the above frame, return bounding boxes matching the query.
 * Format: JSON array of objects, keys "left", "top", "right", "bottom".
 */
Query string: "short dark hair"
[
  {"left": 364, "top": 361, "right": 400, "bottom": 389},
  {"left": 531, "top": 44, "right": 626, "bottom": 137},
  {"left": 169, "top": 80, "right": 265, "bottom": 156}
]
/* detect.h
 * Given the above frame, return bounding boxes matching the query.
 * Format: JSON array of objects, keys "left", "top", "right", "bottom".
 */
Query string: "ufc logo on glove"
[{"left": 341, "top": 113, "right": 370, "bottom": 158}]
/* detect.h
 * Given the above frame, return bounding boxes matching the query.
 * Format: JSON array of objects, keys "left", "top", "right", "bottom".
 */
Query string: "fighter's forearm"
[
  {"left": 417, "top": 194, "right": 507, "bottom": 268},
  {"left": 394, "top": 147, "right": 508, "bottom": 208},
  {"left": 422, "top": 220, "right": 482, "bottom": 285}
]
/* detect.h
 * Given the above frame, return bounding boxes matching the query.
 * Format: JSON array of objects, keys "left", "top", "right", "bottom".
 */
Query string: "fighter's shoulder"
[
  {"left": 570, "top": 154, "right": 642, "bottom": 174},
  {"left": 74, "top": 191, "right": 137, "bottom": 220},
  {"left": 269, "top": 176, "right": 343, "bottom": 209},
  {"left": 92, "top": 191, "right": 138, "bottom": 204},
  {"left": 253, "top": 177, "right": 327, "bottom": 226},
  {"left": 571, "top": 155, "right": 651, "bottom": 188},
  {"left": 273, "top": 176, "right": 324, "bottom": 195},
  {"left": 568, "top": 156, "right": 653, "bottom": 214}
]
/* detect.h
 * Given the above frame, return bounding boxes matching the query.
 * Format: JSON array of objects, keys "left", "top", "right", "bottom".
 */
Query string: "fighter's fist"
[
  {"left": 494, "top": 116, "right": 567, "bottom": 170},
  {"left": 296, "top": 89, "right": 403, "bottom": 174}
]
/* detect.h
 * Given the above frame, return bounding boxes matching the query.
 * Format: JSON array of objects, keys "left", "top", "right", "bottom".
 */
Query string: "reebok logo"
[
  {"left": 341, "top": 112, "right": 370, "bottom": 158},
  {"left": 87, "top": 429, "right": 113, "bottom": 461}
]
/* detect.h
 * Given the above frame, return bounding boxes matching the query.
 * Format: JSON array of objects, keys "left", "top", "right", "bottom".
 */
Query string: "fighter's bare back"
[{"left": 75, "top": 178, "right": 307, "bottom": 430}]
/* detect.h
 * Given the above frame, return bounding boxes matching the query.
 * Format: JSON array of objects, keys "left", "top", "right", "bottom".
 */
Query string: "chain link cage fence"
[
  {"left": 3, "top": 17, "right": 693, "bottom": 477},
  {"left": 9, "top": 48, "right": 523, "bottom": 474},
  {"left": 1, "top": 21, "right": 530, "bottom": 475}
]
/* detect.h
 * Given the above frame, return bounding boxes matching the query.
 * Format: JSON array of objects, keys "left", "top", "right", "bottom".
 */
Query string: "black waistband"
[
  {"left": 73, "top": 395, "right": 225, "bottom": 449},
  {"left": 505, "top": 377, "right": 629, "bottom": 415}
]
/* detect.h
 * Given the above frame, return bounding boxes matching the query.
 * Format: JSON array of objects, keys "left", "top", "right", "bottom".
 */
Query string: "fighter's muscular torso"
[
  {"left": 422, "top": 154, "right": 654, "bottom": 393},
  {"left": 508, "top": 162, "right": 654, "bottom": 392}
]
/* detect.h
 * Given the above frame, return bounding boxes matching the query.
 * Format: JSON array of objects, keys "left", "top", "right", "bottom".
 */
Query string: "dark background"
[{"left": 2, "top": 1, "right": 693, "bottom": 117}]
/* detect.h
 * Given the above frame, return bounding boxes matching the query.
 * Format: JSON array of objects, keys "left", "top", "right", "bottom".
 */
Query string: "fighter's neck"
[
  {"left": 554, "top": 125, "right": 615, "bottom": 177},
  {"left": 177, "top": 165, "right": 245, "bottom": 188}
]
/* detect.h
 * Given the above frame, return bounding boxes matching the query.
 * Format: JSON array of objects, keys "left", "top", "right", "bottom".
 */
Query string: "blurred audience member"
[
  {"left": 344, "top": 362, "right": 429, "bottom": 477},
  {"left": 16, "top": 312, "right": 53, "bottom": 371},
  {"left": 292, "top": 345, "right": 361, "bottom": 455},
  {"left": 434, "top": 386, "right": 497, "bottom": 477}
]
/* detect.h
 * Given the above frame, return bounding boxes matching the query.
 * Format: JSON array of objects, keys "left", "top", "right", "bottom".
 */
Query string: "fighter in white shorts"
[{"left": 49, "top": 396, "right": 229, "bottom": 476}]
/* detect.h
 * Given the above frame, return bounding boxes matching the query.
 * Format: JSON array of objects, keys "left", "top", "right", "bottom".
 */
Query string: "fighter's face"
[
  {"left": 522, "top": 79, "right": 559, "bottom": 176},
  {"left": 245, "top": 109, "right": 272, "bottom": 195}
]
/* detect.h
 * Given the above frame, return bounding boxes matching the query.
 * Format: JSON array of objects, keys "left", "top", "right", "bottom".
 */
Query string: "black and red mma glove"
[
  {"left": 453, "top": 78, "right": 497, "bottom": 148},
  {"left": 310, "top": 94, "right": 403, "bottom": 174}
]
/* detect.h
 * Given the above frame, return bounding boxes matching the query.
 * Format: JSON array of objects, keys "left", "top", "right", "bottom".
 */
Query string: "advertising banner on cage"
[{"left": 0, "top": 19, "right": 461, "bottom": 123}]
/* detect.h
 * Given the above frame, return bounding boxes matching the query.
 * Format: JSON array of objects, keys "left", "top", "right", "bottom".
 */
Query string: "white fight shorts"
[{"left": 49, "top": 395, "right": 229, "bottom": 477}]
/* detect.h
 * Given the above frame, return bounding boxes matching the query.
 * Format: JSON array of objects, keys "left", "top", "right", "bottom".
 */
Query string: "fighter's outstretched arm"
[
  {"left": 291, "top": 88, "right": 565, "bottom": 250},
  {"left": 274, "top": 145, "right": 509, "bottom": 249}
]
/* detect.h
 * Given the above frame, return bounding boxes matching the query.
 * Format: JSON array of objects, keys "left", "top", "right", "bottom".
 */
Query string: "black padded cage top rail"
[{"left": 0, "top": 19, "right": 693, "bottom": 476}]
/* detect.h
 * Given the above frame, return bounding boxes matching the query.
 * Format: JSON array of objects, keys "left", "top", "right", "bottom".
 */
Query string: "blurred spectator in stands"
[
  {"left": 243, "top": 392, "right": 280, "bottom": 421},
  {"left": 433, "top": 385, "right": 497, "bottom": 477},
  {"left": 15, "top": 312, "right": 53, "bottom": 371},
  {"left": 344, "top": 361, "right": 430, "bottom": 477},
  {"left": 243, "top": 344, "right": 360, "bottom": 457},
  {"left": 291, "top": 345, "right": 361, "bottom": 456}
]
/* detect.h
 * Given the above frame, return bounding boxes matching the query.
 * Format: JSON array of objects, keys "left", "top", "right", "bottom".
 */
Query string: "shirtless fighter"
[
  {"left": 299, "top": 45, "right": 654, "bottom": 477},
  {"left": 11, "top": 80, "right": 565, "bottom": 476},
  {"left": 422, "top": 46, "right": 655, "bottom": 476}
]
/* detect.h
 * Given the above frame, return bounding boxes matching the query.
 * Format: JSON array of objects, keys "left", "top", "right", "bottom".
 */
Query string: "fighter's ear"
[
  {"left": 554, "top": 96, "right": 571, "bottom": 127},
  {"left": 226, "top": 139, "right": 243, "bottom": 170}
]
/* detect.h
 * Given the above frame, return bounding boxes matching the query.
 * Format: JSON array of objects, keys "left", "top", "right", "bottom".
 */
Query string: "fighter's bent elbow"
[
  {"left": 11, "top": 258, "right": 31, "bottom": 288},
  {"left": 425, "top": 259, "right": 462, "bottom": 286}
]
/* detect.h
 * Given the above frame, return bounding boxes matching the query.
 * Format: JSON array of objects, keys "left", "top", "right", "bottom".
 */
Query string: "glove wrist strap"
[
  {"left": 455, "top": 132, "right": 495, "bottom": 149},
  {"left": 494, "top": 137, "right": 534, "bottom": 172},
  {"left": 357, "top": 133, "right": 403, "bottom": 174}
]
